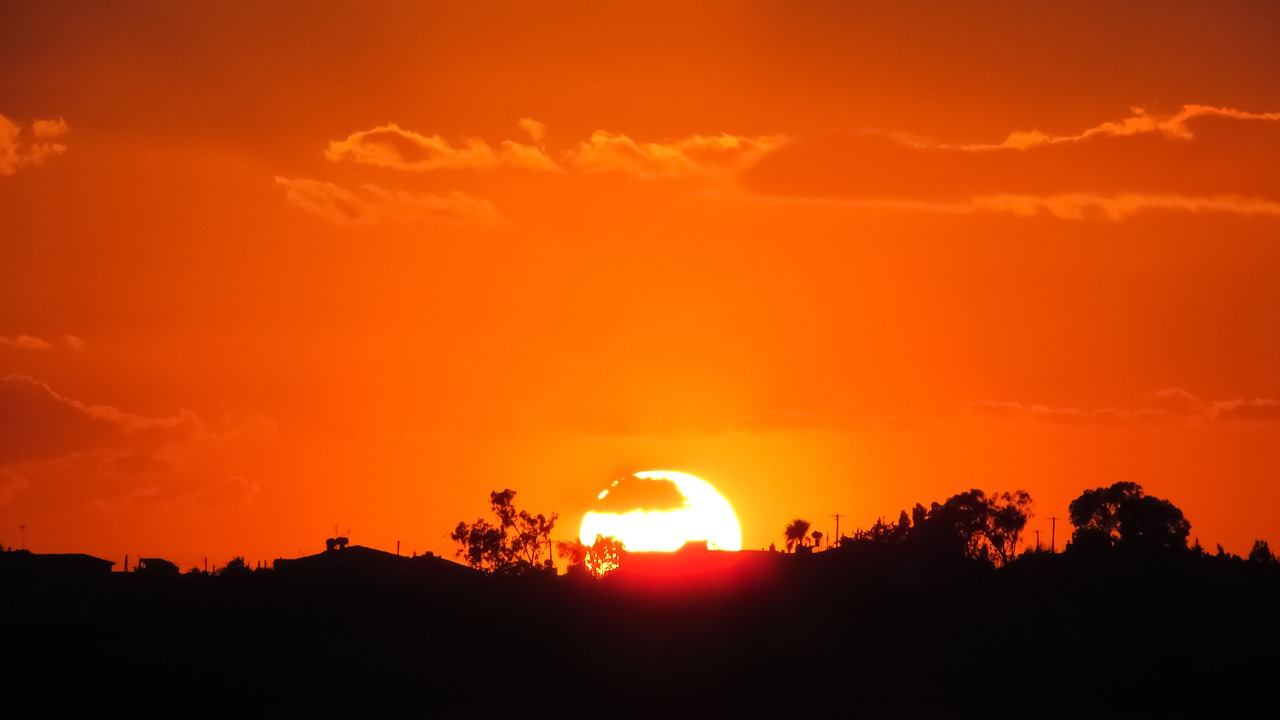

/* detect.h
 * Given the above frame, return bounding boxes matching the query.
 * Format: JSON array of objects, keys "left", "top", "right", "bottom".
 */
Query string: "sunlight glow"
[{"left": 580, "top": 470, "right": 743, "bottom": 552}]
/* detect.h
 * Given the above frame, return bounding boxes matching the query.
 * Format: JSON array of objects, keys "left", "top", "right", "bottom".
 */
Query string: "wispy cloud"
[
  {"left": 0, "top": 334, "right": 53, "bottom": 350},
  {"left": 968, "top": 193, "right": 1280, "bottom": 220},
  {"left": 746, "top": 192, "right": 1280, "bottom": 221},
  {"left": 0, "top": 334, "right": 87, "bottom": 351},
  {"left": 518, "top": 117, "right": 547, "bottom": 144},
  {"left": 292, "top": 120, "right": 790, "bottom": 227},
  {"left": 742, "top": 105, "right": 1279, "bottom": 221},
  {"left": 0, "top": 114, "right": 69, "bottom": 175},
  {"left": 274, "top": 177, "right": 507, "bottom": 226},
  {"left": 955, "top": 105, "right": 1280, "bottom": 151},
  {"left": 325, "top": 121, "right": 561, "bottom": 172},
  {"left": 0, "top": 375, "right": 205, "bottom": 466},
  {"left": 568, "top": 131, "right": 788, "bottom": 179},
  {"left": 1, "top": 376, "right": 276, "bottom": 510},
  {"left": 967, "top": 389, "right": 1280, "bottom": 427},
  {"left": 324, "top": 120, "right": 787, "bottom": 180}
]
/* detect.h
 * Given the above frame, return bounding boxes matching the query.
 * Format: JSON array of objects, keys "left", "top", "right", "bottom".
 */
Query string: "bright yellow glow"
[{"left": 579, "top": 470, "right": 743, "bottom": 552}]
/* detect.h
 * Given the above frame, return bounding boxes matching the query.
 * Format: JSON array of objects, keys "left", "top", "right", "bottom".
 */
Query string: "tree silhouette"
[
  {"left": 584, "top": 534, "right": 624, "bottom": 577},
  {"left": 1248, "top": 540, "right": 1277, "bottom": 564},
  {"left": 1068, "top": 482, "right": 1189, "bottom": 552},
  {"left": 451, "top": 489, "right": 558, "bottom": 574},
  {"left": 784, "top": 518, "right": 811, "bottom": 553},
  {"left": 984, "top": 490, "right": 1033, "bottom": 565},
  {"left": 219, "top": 556, "right": 252, "bottom": 578},
  {"left": 876, "top": 489, "right": 1032, "bottom": 566},
  {"left": 558, "top": 534, "right": 626, "bottom": 578},
  {"left": 865, "top": 517, "right": 899, "bottom": 544}
]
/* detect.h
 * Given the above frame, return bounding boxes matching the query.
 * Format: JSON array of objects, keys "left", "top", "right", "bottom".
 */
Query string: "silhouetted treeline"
[{"left": 3, "top": 484, "right": 1278, "bottom": 718}]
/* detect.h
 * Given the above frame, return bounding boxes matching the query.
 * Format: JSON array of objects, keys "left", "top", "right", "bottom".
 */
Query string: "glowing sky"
[{"left": 2, "top": 1, "right": 1279, "bottom": 570}]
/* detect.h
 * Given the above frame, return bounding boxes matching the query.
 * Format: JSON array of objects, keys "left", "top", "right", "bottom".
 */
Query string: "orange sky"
[{"left": 3, "top": 1, "right": 1279, "bottom": 570}]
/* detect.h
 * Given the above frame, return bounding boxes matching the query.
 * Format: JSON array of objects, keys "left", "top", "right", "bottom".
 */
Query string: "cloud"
[
  {"left": 518, "top": 117, "right": 547, "bottom": 144},
  {"left": 967, "top": 400, "right": 1153, "bottom": 427},
  {"left": 1, "top": 377, "right": 276, "bottom": 511},
  {"left": 294, "top": 121, "right": 788, "bottom": 227},
  {"left": 968, "top": 193, "right": 1280, "bottom": 220},
  {"left": 594, "top": 475, "right": 687, "bottom": 513},
  {"left": 323, "top": 120, "right": 786, "bottom": 180},
  {"left": 0, "top": 334, "right": 88, "bottom": 351},
  {"left": 968, "top": 389, "right": 1280, "bottom": 427},
  {"left": 0, "top": 334, "right": 53, "bottom": 350},
  {"left": 965, "top": 400, "right": 1028, "bottom": 421},
  {"left": 31, "top": 118, "right": 69, "bottom": 139},
  {"left": 0, "top": 114, "right": 68, "bottom": 175},
  {"left": 568, "top": 131, "right": 788, "bottom": 179},
  {"left": 751, "top": 192, "right": 1280, "bottom": 221},
  {"left": 274, "top": 177, "right": 506, "bottom": 226},
  {"left": 742, "top": 105, "right": 1280, "bottom": 220},
  {"left": 1210, "top": 399, "right": 1280, "bottom": 424},
  {"left": 325, "top": 121, "right": 561, "bottom": 173},
  {"left": 0, "top": 375, "right": 205, "bottom": 466},
  {"left": 91, "top": 471, "right": 261, "bottom": 511},
  {"left": 959, "top": 105, "right": 1280, "bottom": 151}
]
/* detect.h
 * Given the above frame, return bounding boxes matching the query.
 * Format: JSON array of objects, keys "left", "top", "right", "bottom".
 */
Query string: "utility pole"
[
  {"left": 1048, "top": 517, "right": 1059, "bottom": 553},
  {"left": 831, "top": 514, "right": 842, "bottom": 547},
  {"left": 1035, "top": 529, "right": 1041, "bottom": 551}
]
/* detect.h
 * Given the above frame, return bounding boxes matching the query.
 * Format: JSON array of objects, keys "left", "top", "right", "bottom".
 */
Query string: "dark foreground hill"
[{"left": 3, "top": 547, "right": 1277, "bottom": 718}]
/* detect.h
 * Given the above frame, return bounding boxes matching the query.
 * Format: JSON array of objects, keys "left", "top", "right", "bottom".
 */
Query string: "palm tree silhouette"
[{"left": 784, "top": 518, "right": 811, "bottom": 553}]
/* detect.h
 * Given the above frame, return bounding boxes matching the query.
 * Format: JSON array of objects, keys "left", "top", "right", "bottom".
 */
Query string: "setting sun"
[{"left": 579, "top": 471, "right": 743, "bottom": 552}]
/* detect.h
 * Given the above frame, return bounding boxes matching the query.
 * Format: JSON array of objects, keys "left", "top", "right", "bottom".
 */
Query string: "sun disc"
[{"left": 580, "top": 470, "right": 742, "bottom": 552}]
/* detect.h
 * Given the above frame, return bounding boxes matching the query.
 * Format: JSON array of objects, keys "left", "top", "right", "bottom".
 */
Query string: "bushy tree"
[
  {"left": 558, "top": 534, "right": 626, "bottom": 578},
  {"left": 896, "top": 489, "right": 1032, "bottom": 566},
  {"left": 984, "top": 490, "right": 1034, "bottom": 565},
  {"left": 452, "top": 489, "right": 558, "bottom": 574},
  {"left": 853, "top": 516, "right": 901, "bottom": 545},
  {"left": 585, "top": 534, "right": 625, "bottom": 577},
  {"left": 219, "top": 556, "right": 252, "bottom": 578},
  {"left": 1068, "top": 482, "right": 1189, "bottom": 552}
]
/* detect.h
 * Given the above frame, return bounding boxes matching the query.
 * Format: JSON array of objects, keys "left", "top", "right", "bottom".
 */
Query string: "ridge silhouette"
[{"left": 3, "top": 484, "right": 1277, "bottom": 717}]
